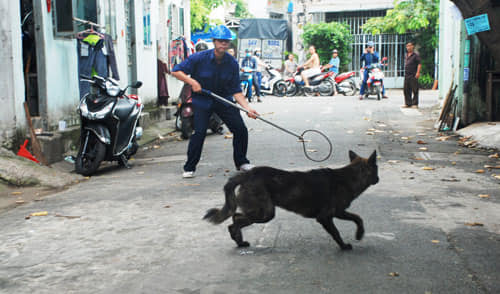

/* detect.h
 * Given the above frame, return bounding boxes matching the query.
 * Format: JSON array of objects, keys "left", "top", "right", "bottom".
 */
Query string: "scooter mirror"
[{"left": 132, "top": 81, "right": 143, "bottom": 89}]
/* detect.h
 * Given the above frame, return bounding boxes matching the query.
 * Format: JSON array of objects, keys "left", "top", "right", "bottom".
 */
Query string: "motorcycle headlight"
[
  {"left": 80, "top": 99, "right": 114, "bottom": 120},
  {"left": 106, "top": 81, "right": 121, "bottom": 97}
]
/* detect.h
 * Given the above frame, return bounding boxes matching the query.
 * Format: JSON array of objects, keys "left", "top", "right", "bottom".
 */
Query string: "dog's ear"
[
  {"left": 368, "top": 150, "right": 377, "bottom": 165},
  {"left": 349, "top": 150, "right": 358, "bottom": 161}
]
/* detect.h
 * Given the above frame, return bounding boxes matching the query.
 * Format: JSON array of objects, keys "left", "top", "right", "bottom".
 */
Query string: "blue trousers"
[
  {"left": 184, "top": 101, "right": 250, "bottom": 172},
  {"left": 360, "top": 69, "right": 386, "bottom": 95},
  {"left": 255, "top": 72, "right": 262, "bottom": 96}
]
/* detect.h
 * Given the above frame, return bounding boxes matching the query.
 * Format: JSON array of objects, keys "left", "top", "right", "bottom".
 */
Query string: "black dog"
[{"left": 204, "top": 150, "right": 379, "bottom": 250}]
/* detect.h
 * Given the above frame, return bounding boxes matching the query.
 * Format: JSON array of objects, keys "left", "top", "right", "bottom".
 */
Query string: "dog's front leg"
[
  {"left": 316, "top": 216, "right": 352, "bottom": 250},
  {"left": 336, "top": 211, "right": 364, "bottom": 240}
]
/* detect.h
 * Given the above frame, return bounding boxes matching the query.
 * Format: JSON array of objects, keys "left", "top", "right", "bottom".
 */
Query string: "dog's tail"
[{"left": 203, "top": 173, "right": 246, "bottom": 224}]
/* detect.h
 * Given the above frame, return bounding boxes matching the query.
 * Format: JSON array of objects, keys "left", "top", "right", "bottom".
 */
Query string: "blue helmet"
[
  {"left": 367, "top": 41, "right": 375, "bottom": 47},
  {"left": 211, "top": 25, "right": 233, "bottom": 40}
]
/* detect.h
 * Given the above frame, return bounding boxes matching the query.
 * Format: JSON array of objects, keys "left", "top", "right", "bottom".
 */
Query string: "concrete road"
[{"left": 0, "top": 90, "right": 499, "bottom": 294}]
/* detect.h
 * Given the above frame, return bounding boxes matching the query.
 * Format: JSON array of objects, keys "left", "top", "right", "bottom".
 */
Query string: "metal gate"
[{"left": 325, "top": 10, "right": 412, "bottom": 88}]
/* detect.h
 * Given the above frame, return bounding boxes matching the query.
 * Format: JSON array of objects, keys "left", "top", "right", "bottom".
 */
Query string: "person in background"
[
  {"left": 253, "top": 48, "right": 266, "bottom": 100},
  {"left": 322, "top": 49, "right": 340, "bottom": 95},
  {"left": 402, "top": 41, "right": 422, "bottom": 108},
  {"left": 240, "top": 48, "right": 261, "bottom": 102},
  {"left": 300, "top": 45, "right": 321, "bottom": 88},
  {"left": 359, "top": 41, "right": 388, "bottom": 100},
  {"left": 171, "top": 25, "right": 258, "bottom": 178},
  {"left": 284, "top": 53, "right": 298, "bottom": 79},
  {"left": 227, "top": 47, "right": 236, "bottom": 59}
]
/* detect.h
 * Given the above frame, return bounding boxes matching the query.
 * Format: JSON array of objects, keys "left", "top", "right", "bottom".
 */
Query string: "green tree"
[
  {"left": 232, "top": 0, "right": 252, "bottom": 19},
  {"left": 301, "top": 22, "right": 353, "bottom": 69},
  {"left": 191, "top": 0, "right": 227, "bottom": 31},
  {"left": 363, "top": 0, "right": 440, "bottom": 88},
  {"left": 191, "top": 0, "right": 252, "bottom": 32}
]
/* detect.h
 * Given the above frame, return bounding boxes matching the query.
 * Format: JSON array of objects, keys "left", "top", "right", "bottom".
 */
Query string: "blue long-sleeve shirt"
[
  {"left": 173, "top": 49, "right": 242, "bottom": 109},
  {"left": 360, "top": 52, "right": 380, "bottom": 68}
]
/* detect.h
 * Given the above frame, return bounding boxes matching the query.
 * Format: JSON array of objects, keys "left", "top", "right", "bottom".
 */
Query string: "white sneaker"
[
  {"left": 182, "top": 171, "right": 195, "bottom": 178},
  {"left": 238, "top": 163, "right": 255, "bottom": 171}
]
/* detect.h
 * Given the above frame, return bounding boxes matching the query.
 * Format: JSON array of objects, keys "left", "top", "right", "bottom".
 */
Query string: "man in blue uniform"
[
  {"left": 359, "top": 41, "right": 388, "bottom": 100},
  {"left": 172, "top": 25, "right": 258, "bottom": 178}
]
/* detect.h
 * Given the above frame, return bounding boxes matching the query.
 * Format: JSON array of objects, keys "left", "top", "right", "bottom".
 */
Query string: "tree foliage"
[
  {"left": 301, "top": 22, "right": 353, "bottom": 67},
  {"left": 232, "top": 0, "right": 252, "bottom": 19},
  {"left": 363, "top": 0, "right": 440, "bottom": 86},
  {"left": 191, "top": 0, "right": 252, "bottom": 32},
  {"left": 190, "top": 0, "right": 227, "bottom": 31}
]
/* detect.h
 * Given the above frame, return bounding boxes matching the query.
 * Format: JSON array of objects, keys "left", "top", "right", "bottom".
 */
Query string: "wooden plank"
[{"left": 23, "top": 102, "right": 49, "bottom": 166}]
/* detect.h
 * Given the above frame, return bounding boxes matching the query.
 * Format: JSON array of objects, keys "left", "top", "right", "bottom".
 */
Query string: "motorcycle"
[
  {"left": 360, "top": 57, "right": 388, "bottom": 100},
  {"left": 260, "top": 63, "right": 287, "bottom": 97},
  {"left": 333, "top": 71, "right": 358, "bottom": 96},
  {"left": 285, "top": 67, "right": 335, "bottom": 97},
  {"left": 174, "top": 83, "right": 224, "bottom": 140},
  {"left": 240, "top": 66, "right": 255, "bottom": 101},
  {"left": 76, "top": 75, "right": 143, "bottom": 176}
]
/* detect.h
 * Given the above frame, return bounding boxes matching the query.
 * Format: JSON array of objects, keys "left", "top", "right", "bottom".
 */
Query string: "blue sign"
[
  {"left": 464, "top": 14, "right": 491, "bottom": 35},
  {"left": 464, "top": 68, "right": 470, "bottom": 81}
]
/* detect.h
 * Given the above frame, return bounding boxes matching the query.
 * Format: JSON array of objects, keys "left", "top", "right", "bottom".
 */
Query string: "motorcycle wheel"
[
  {"left": 375, "top": 85, "right": 382, "bottom": 100},
  {"left": 181, "top": 117, "right": 194, "bottom": 139},
  {"left": 319, "top": 79, "right": 335, "bottom": 96},
  {"left": 285, "top": 81, "right": 298, "bottom": 96},
  {"left": 209, "top": 114, "right": 224, "bottom": 135},
  {"left": 241, "top": 82, "right": 248, "bottom": 98},
  {"left": 175, "top": 114, "right": 182, "bottom": 131},
  {"left": 75, "top": 131, "right": 106, "bottom": 176},
  {"left": 304, "top": 87, "right": 314, "bottom": 97},
  {"left": 273, "top": 81, "right": 287, "bottom": 97},
  {"left": 343, "top": 80, "right": 357, "bottom": 96}
]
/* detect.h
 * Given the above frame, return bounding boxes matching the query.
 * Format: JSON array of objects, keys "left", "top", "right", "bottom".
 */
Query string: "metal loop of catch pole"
[
  {"left": 299, "top": 129, "right": 333, "bottom": 162},
  {"left": 201, "top": 89, "right": 333, "bottom": 162}
]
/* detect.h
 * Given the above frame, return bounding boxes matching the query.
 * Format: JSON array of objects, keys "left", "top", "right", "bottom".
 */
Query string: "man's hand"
[
  {"left": 233, "top": 92, "right": 259, "bottom": 119},
  {"left": 245, "top": 107, "right": 259, "bottom": 119},
  {"left": 415, "top": 72, "right": 420, "bottom": 79},
  {"left": 190, "top": 80, "right": 202, "bottom": 93}
]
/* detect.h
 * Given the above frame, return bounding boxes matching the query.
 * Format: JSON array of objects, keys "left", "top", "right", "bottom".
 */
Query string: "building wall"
[
  {"left": 0, "top": 1, "right": 26, "bottom": 145},
  {"left": 438, "top": 1, "right": 465, "bottom": 116},
  {"left": 38, "top": 1, "right": 81, "bottom": 127}
]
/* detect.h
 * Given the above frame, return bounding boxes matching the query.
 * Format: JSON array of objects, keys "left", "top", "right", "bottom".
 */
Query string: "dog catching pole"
[{"left": 202, "top": 89, "right": 333, "bottom": 162}]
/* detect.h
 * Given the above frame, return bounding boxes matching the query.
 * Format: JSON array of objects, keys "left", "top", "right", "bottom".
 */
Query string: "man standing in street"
[
  {"left": 172, "top": 25, "right": 258, "bottom": 178},
  {"left": 359, "top": 41, "right": 388, "bottom": 100},
  {"left": 403, "top": 41, "right": 422, "bottom": 108},
  {"left": 322, "top": 49, "right": 340, "bottom": 95}
]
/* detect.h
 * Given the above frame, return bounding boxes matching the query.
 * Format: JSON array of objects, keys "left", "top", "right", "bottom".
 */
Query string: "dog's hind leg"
[
  {"left": 335, "top": 211, "right": 364, "bottom": 240},
  {"left": 229, "top": 213, "right": 253, "bottom": 247},
  {"left": 316, "top": 216, "right": 352, "bottom": 250}
]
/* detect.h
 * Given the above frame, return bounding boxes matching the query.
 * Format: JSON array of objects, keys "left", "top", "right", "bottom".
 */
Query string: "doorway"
[{"left": 20, "top": 0, "right": 39, "bottom": 116}]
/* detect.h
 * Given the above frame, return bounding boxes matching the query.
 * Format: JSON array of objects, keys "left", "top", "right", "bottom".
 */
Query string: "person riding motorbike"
[
  {"left": 240, "top": 48, "right": 262, "bottom": 102},
  {"left": 299, "top": 45, "right": 321, "bottom": 88},
  {"left": 359, "top": 41, "right": 388, "bottom": 100},
  {"left": 322, "top": 49, "right": 340, "bottom": 95}
]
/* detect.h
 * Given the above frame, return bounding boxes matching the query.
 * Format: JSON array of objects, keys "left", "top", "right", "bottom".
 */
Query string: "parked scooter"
[
  {"left": 260, "top": 63, "right": 287, "bottom": 97},
  {"left": 360, "top": 57, "right": 388, "bottom": 100},
  {"left": 174, "top": 83, "right": 224, "bottom": 139},
  {"left": 76, "top": 75, "right": 143, "bottom": 176},
  {"left": 285, "top": 67, "right": 335, "bottom": 96},
  {"left": 333, "top": 71, "right": 358, "bottom": 96}
]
